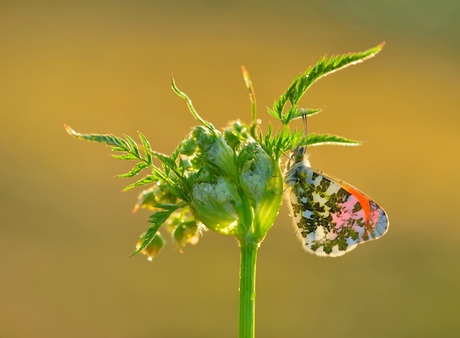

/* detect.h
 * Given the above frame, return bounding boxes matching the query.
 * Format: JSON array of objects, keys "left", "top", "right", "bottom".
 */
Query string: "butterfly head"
[{"left": 286, "top": 146, "right": 310, "bottom": 171}]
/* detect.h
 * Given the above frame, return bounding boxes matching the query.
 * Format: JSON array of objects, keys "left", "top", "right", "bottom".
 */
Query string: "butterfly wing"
[{"left": 288, "top": 166, "right": 389, "bottom": 257}]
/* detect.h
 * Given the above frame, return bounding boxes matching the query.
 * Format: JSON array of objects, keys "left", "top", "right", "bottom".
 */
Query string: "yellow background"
[{"left": 1, "top": 1, "right": 459, "bottom": 337}]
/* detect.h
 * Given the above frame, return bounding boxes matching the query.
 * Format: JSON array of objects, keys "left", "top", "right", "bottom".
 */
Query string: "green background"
[{"left": 1, "top": 1, "right": 459, "bottom": 337}]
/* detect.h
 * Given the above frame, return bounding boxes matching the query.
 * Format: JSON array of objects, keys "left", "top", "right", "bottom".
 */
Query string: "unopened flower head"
[
  {"left": 182, "top": 125, "right": 238, "bottom": 179},
  {"left": 191, "top": 175, "right": 241, "bottom": 235},
  {"left": 175, "top": 121, "right": 283, "bottom": 239}
]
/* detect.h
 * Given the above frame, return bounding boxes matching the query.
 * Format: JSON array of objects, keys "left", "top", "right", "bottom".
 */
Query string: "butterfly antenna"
[{"left": 302, "top": 111, "right": 308, "bottom": 152}]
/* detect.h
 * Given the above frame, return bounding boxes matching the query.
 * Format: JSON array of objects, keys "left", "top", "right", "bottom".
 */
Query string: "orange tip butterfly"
[{"left": 284, "top": 115, "right": 389, "bottom": 257}]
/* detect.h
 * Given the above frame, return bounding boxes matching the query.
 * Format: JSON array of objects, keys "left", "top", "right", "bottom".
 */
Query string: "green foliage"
[
  {"left": 64, "top": 125, "right": 194, "bottom": 255},
  {"left": 241, "top": 66, "right": 258, "bottom": 135},
  {"left": 65, "top": 125, "right": 162, "bottom": 183},
  {"left": 131, "top": 204, "right": 183, "bottom": 257},
  {"left": 66, "top": 43, "right": 383, "bottom": 260},
  {"left": 271, "top": 43, "right": 384, "bottom": 125},
  {"left": 307, "top": 134, "right": 362, "bottom": 147},
  {"left": 122, "top": 175, "right": 158, "bottom": 192},
  {"left": 67, "top": 43, "right": 384, "bottom": 338},
  {"left": 267, "top": 107, "right": 322, "bottom": 124},
  {"left": 262, "top": 124, "right": 304, "bottom": 160}
]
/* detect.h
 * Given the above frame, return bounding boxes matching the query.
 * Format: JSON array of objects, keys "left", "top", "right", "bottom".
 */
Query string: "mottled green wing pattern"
[{"left": 285, "top": 151, "right": 388, "bottom": 257}]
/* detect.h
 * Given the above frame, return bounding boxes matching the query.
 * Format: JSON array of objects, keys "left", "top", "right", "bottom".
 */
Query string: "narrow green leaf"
[
  {"left": 267, "top": 108, "right": 281, "bottom": 120},
  {"left": 109, "top": 146, "right": 128, "bottom": 152},
  {"left": 241, "top": 66, "right": 257, "bottom": 132},
  {"left": 130, "top": 223, "right": 161, "bottom": 257},
  {"left": 171, "top": 77, "right": 219, "bottom": 136},
  {"left": 117, "top": 162, "right": 150, "bottom": 178},
  {"left": 65, "top": 125, "right": 128, "bottom": 149},
  {"left": 150, "top": 150, "right": 176, "bottom": 170},
  {"left": 110, "top": 153, "right": 139, "bottom": 161},
  {"left": 122, "top": 175, "right": 157, "bottom": 191},
  {"left": 290, "top": 108, "right": 322, "bottom": 121},
  {"left": 272, "top": 93, "right": 288, "bottom": 118},
  {"left": 125, "top": 135, "right": 140, "bottom": 157},
  {"left": 138, "top": 132, "right": 153, "bottom": 163},
  {"left": 307, "top": 134, "right": 362, "bottom": 147}
]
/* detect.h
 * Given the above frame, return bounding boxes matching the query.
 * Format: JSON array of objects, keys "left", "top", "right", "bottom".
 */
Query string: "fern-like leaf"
[
  {"left": 116, "top": 162, "right": 150, "bottom": 178},
  {"left": 307, "top": 134, "right": 362, "bottom": 147},
  {"left": 130, "top": 204, "right": 183, "bottom": 257},
  {"left": 272, "top": 43, "right": 384, "bottom": 125},
  {"left": 124, "top": 135, "right": 141, "bottom": 157},
  {"left": 65, "top": 124, "right": 128, "bottom": 149},
  {"left": 111, "top": 153, "right": 139, "bottom": 161},
  {"left": 263, "top": 126, "right": 304, "bottom": 159},
  {"left": 65, "top": 125, "right": 172, "bottom": 192},
  {"left": 122, "top": 175, "right": 159, "bottom": 192},
  {"left": 138, "top": 132, "right": 153, "bottom": 163}
]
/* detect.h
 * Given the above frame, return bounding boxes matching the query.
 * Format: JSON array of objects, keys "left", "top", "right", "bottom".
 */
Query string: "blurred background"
[{"left": 1, "top": 1, "right": 459, "bottom": 337}]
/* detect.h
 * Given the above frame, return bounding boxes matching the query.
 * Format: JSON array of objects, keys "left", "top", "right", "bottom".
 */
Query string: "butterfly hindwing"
[{"left": 288, "top": 163, "right": 388, "bottom": 257}]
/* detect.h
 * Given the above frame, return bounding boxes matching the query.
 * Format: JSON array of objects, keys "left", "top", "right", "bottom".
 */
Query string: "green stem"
[{"left": 238, "top": 239, "right": 259, "bottom": 338}]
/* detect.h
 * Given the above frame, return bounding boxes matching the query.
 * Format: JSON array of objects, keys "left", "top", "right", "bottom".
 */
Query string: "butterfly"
[{"left": 284, "top": 116, "right": 389, "bottom": 257}]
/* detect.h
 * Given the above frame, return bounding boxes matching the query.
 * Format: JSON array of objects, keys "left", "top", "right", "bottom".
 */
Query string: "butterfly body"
[{"left": 285, "top": 146, "right": 388, "bottom": 257}]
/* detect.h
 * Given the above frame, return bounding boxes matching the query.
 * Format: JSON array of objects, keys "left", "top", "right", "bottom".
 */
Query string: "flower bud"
[
  {"left": 239, "top": 140, "right": 283, "bottom": 236},
  {"left": 136, "top": 231, "right": 165, "bottom": 261},
  {"left": 223, "top": 120, "right": 251, "bottom": 150},
  {"left": 172, "top": 221, "right": 200, "bottom": 247},
  {"left": 164, "top": 210, "right": 201, "bottom": 248},
  {"left": 190, "top": 175, "right": 241, "bottom": 235},
  {"left": 176, "top": 121, "right": 283, "bottom": 240},
  {"left": 240, "top": 141, "right": 274, "bottom": 204},
  {"left": 184, "top": 125, "right": 238, "bottom": 179},
  {"left": 133, "top": 181, "right": 177, "bottom": 213}
]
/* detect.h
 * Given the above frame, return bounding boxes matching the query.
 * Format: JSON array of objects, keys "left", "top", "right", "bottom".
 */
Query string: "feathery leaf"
[
  {"left": 272, "top": 43, "right": 384, "bottom": 125},
  {"left": 117, "top": 162, "right": 150, "bottom": 178},
  {"left": 307, "top": 134, "right": 362, "bottom": 147},
  {"left": 130, "top": 204, "right": 182, "bottom": 257},
  {"left": 122, "top": 175, "right": 158, "bottom": 192}
]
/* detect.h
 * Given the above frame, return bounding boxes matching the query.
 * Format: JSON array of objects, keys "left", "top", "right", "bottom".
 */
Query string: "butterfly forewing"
[{"left": 286, "top": 156, "right": 388, "bottom": 257}]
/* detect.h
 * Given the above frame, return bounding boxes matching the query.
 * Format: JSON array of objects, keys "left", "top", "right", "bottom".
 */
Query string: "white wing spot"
[
  {"left": 312, "top": 192, "right": 327, "bottom": 207},
  {"left": 302, "top": 210, "right": 313, "bottom": 219},
  {"left": 315, "top": 226, "right": 326, "bottom": 239},
  {"left": 325, "top": 184, "right": 341, "bottom": 195},
  {"left": 312, "top": 175, "right": 323, "bottom": 187}
]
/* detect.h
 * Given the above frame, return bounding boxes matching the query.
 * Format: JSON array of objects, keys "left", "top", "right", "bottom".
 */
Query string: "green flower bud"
[
  {"left": 179, "top": 133, "right": 198, "bottom": 156},
  {"left": 190, "top": 175, "right": 241, "bottom": 235},
  {"left": 172, "top": 221, "right": 200, "bottom": 248},
  {"left": 223, "top": 120, "right": 251, "bottom": 150},
  {"left": 250, "top": 162, "right": 283, "bottom": 237},
  {"left": 164, "top": 210, "right": 201, "bottom": 248},
  {"left": 189, "top": 125, "right": 238, "bottom": 179},
  {"left": 177, "top": 121, "right": 283, "bottom": 241},
  {"left": 133, "top": 181, "right": 177, "bottom": 213},
  {"left": 136, "top": 231, "right": 165, "bottom": 261},
  {"left": 240, "top": 141, "right": 274, "bottom": 204},
  {"left": 238, "top": 140, "right": 283, "bottom": 237}
]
